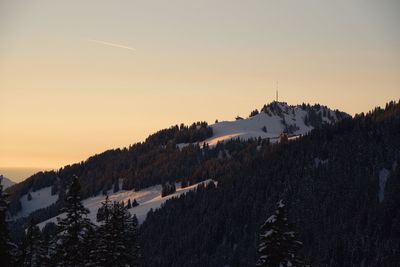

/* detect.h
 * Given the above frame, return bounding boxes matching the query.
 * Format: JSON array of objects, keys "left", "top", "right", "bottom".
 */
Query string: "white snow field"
[
  {"left": 37, "top": 179, "right": 216, "bottom": 228},
  {"left": 14, "top": 186, "right": 59, "bottom": 219},
  {"left": 184, "top": 102, "right": 340, "bottom": 147}
]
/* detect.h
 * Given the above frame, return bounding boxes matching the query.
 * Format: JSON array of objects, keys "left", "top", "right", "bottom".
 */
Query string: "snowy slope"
[
  {"left": 37, "top": 179, "right": 215, "bottom": 228},
  {"left": 13, "top": 186, "right": 59, "bottom": 219},
  {"left": 13, "top": 101, "right": 346, "bottom": 224},
  {"left": 196, "top": 102, "right": 344, "bottom": 146},
  {"left": 0, "top": 175, "right": 15, "bottom": 189}
]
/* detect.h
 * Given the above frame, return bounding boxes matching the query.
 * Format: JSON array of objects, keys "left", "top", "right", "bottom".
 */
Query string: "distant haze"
[
  {"left": 1, "top": 0, "right": 399, "bottom": 171},
  {"left": 0, "top": 168, "right": 52, "bottom": 183}
]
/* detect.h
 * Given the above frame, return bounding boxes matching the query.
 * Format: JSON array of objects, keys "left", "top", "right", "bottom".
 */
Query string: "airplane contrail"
[{"left": 89, "top": 39, "right": 136, "bottom": 51}]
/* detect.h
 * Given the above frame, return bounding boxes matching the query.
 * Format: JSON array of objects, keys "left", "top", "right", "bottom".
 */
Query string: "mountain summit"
[{"left": 201, "top": 102, "right": 349, "bottom": 146}]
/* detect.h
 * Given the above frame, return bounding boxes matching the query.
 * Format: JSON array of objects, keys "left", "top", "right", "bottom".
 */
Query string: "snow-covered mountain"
[
  {"left": 9, "top": 101, "right": 348, "bottom": 226},
  {"left": 189, "top": 102, "right": 348, "bottom": 146},
  {"left": 0, "top": 175, "right": 15, "bottom": 189}
]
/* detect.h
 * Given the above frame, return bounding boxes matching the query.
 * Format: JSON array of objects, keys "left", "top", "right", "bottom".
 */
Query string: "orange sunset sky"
[{"left": 1, "top": 0, "right": 399, "bottom": 180}]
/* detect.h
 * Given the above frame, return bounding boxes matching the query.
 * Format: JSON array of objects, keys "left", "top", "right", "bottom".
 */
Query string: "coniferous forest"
[
  {"left": 1, "top": 176, "right": 140, "bottom": 267},
  {"left": 139, "top": 101, "right": 400, "bottom": 266},
  {"left": 0, "top": 100, "right": 399, "bottom": 266}
]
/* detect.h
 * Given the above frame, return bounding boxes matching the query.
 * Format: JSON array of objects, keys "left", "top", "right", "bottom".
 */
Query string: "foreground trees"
[
  {"left": 0, "top": 176, "right": 15, "bottom": 265},
  {"left": 256, "top": 200, "right": 303, "bottom": 267},
  {"left": 91, "top": 197, "right": 141, "bottom": 267},
  {"left": 0, "top": 176, "right": 141, "bottom": 267},
  {"left": 19, "top": 219, "right": 47, "bottom": 267},
  {"left": 52, "top": 176, "right": 95, "bottom": 267},
  {"left": 52, "top": 177, "right": 141, "bottom": 267}
]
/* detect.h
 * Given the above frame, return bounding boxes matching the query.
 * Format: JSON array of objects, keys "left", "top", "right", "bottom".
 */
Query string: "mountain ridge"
[
  {"left": 5, "top": 100, "right": 400, "bottom": 267},
  {"left": 6, "top": 101, "right": 348, "bottom": 224},
  {"left": 139, "top": 100, "right": 400, "bottom": 266}
]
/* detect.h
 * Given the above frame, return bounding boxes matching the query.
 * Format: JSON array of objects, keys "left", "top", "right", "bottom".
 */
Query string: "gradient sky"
[{"left": 1, "top": 0, "right": 399, "bottom": 178}]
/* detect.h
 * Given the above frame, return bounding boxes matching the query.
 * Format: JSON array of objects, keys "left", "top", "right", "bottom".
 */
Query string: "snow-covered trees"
[
  {"left": 93, "top": 198, "right": 141, "bottom": 267},
  {"left": 256, "top": 200, "right": 303, "bottom": 267},
  {"left": 96, "top": 195, "right": 111, "bottom": 223},
  {"left": 90, "top": 195, "right": 113, "bottom": 266},
  {"left": 53, "top": 176, "right": 94, "bottom": 267},
  {"left": 20, "top": 219, "right": 47, "bottom": 267},
  {"left": 0, "top": 176, "right": 14, "bottom": 266},
  {"left": 109, "top": 202, "right": 139, "bottom": 266}
]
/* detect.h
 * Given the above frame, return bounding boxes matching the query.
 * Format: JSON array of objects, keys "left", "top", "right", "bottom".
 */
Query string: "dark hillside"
[
  {"left": 140, "top": 100, "right": 400, "bottom": 267},
  {"left": 6, "top": 122, "right": 213, "bottom": 216}
]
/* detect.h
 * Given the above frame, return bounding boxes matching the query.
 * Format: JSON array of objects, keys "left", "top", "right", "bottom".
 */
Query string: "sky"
[{"left": 0, "top": 0, "right": 399, "bottom": 181}]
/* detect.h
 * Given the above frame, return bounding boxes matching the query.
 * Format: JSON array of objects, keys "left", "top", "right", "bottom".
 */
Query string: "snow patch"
[
  {"left": 378, "top": 168, "right": 390, "bottom": 203},
  {"left": 0, "top": 175, "right": 15, "bottom": 189},
  {"left": 14, "top": 186, "right": 58, "bottom": 219},
  {"left": 205, "top": 111, "right": 309, "bottom": 146},
  {"left": 266, "top": 214, "right": 277, "bottom": 223}
]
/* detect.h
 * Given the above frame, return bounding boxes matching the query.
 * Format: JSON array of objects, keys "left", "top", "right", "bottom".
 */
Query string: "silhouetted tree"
[
  {"left": 132, "top": 199, "right": 139, "bottom": 208},
  {"left": 256, "top": 200, "right": 303, "bottom": 267},
  {"left": 53, "top": 176, "right": 94, "bottom": 267},
  {"left": 0, "top": 176, "right": 14, "bottom": 266},
  {"left": 126, "top": 199, "right": 132, "bottom": 209},
  {"left": 20, "top": 218, "right": 47, "bottom": 267}
]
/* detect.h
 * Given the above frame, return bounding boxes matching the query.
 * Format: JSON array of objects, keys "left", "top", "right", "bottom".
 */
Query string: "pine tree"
[
  {"left": 256, "top": 200, "right": 303, "bottom": 267},
  {"left": 0, "top": 176, "right": 15, "bottom": 266},
  {"left": 126, "top": 199, "right": 132, "bottom": 209},
  {"left": 92, "top": 199, "right": 141, "bottom": 267},
  {"left": 20, "top": 218, "right": 47, "bottom": 267},
  {"left": 96, "top": 195, "right": 111, "bottom": 222},
  {"left": 88, "top": 195, "right": 113, "bottom": 267},
  {"left": 109, "top": 202, "right": 135, "bottom": 266},
  {"left": 132, "top": 198, "right": 139, "bottom": 208},
  {"left": 53, "top": 176, "right": 94, "bottom": 267},
  {"left": 130, "top": 214, "right": 141, "bottom": 267},
  {"left": 262, "top": 126, "right": 268, "bottom": 133}
]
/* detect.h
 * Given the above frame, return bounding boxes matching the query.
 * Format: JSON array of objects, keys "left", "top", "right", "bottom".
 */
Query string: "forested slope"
[
  {"left": 140, "top": 101, "right": 400, "bottom": 267},
  {"left": 6, "top": 122, "right": 213, "bottom": 216}
]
